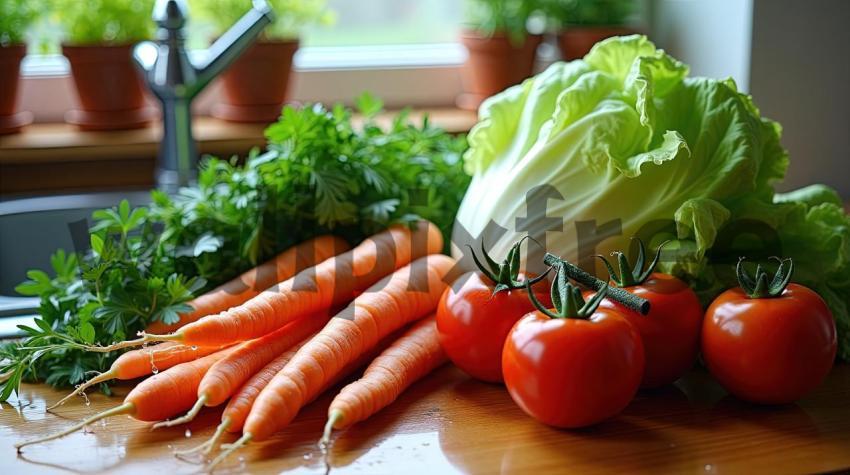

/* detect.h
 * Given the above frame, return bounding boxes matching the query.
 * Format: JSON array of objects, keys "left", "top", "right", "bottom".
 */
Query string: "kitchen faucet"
[{"left": 133, "top": 0, "right": 275, "bottom": 191}]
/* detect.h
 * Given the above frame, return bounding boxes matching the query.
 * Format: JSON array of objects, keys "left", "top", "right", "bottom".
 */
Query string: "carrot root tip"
[
  {"left": 151, "top": 395, "right": 208, "bottom": 430},
  {"left": 207, "top": 432, "right": 251, "bottom": 472},
  {"left": 138, "top": 332, "right": 184, "bottom": 346},
  {"left": 320, "top": 410, "right": 343, "bottom": 450},
  {"left": 174, "top": 418, "right": 230, "bottom": 458},
  {"left": 47, "top": 369, "right": 117, "bottom": 412},
  {"left": 80, "top": 337, "right": 148, "bottom": 353},
  {"left": 15, "top": 402, "right": 134, "bottom": 450}
]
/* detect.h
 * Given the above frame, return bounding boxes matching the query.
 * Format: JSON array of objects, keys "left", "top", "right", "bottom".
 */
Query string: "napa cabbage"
[{"left": 452, "top": 35, "right": 850, "bottom": 358}]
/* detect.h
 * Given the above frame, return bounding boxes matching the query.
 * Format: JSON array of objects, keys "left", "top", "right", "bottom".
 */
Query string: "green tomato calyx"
[
  {"left": 469, "top": 236, "right": 547, "bottom": 294},
  {"left": 737, "top": 257, "right": 794, "bottom": 298},
  {"left": 596, "top": 238, "right": 668, "bottom": 288},
  {"left": 527, "top": 263, "right": 609, "bottom": 319}
]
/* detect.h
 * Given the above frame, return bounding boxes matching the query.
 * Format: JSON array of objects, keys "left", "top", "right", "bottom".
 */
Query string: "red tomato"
[
  {"left": 437, "top": 271, "right": 550, "bottom": 383},
  {"left": 595, "top": 273, "right": 703, "bottom": 388},
  {"left": 502, "top": 308, "right": 644, "bottom": 428},
  {"left": 702, "top": 283, "right": 836, "bottom": 404}
]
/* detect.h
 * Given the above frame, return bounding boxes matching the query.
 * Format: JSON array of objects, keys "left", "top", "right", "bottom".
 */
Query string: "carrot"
[
  {"left": 87, "top": 221, "right": 442, "bottom": 353},
  {"left": 47, "top": 342, "right": 232, "bottom": 411},
  {"left": 147, "top": 235, "right": 348, "bottom": 334},
  {"left": 203, "top": 328, "right": 409, "bottom": 467},
  {"left": 15, "top": 346, "right": 239, "bottom": 451},
  {"left": 176, "top": 334, "right": 317, "bottom": 457},
  {"left": 207, "top": 253, "right": 454, "bottom": 467},
  {"left": 152, "top": 310, "right": 333, "bottom": 429},
  {"left": 321, "top": 314, "right": 446, "bottom": 445}
]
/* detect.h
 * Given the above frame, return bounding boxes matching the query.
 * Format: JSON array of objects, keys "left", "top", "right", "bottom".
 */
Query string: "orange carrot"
[
  {"left": 321, "top": 314, "right": 446, "bottom": 444},
  {"left": 90, "top": 222, "right": 442, "bottom": 352},
  {"left": 16, "top": 346, "right": 239, "bottom": 451},
  {"left": 201, "top": 329, "right": 410, "bottom": 468},
  {"left": 147, "top": 235, "right": 348, "bottom": 334},
  {"left": 186, "top": 327, "right": 403, "bottom": 460},
  {"left": 177, "top": 334, "right": 317, "bottom": 456},
  {"left": 216, "top": 253, "right": 454, "bottom": 462},
  {"left": 153, "top": 310, "right": 333, "bottom": 429},
  {"left": 47, "top": 342, "right": 231, "bottom": 410}
]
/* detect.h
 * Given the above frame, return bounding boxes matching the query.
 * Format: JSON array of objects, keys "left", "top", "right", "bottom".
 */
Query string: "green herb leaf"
[
  {"left": 2, "top": 97, "right": 470, "bottom": 399},
  {"left": 356, "top": 91, "right": 384, "bottom": 118}
]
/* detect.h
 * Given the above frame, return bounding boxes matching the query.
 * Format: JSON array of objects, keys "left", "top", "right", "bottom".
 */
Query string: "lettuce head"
[{"left": 452, "top": 35, "right": 850, "bottom": 358}]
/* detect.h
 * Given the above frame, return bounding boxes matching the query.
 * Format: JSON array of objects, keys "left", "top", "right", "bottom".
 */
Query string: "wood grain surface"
[{"left": 2, "top": 364, "right": 849, "bottom": 474}]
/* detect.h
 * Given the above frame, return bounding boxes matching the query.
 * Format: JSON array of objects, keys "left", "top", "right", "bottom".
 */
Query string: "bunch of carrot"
[{"left": 16, "top": 221, "right": 453, "bottom": 471}]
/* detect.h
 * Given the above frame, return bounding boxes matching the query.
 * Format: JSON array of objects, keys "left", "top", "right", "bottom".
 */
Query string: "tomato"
[
  {"left": 437, "top": 271, "right": 550, "bottom": 382},
  {"left": 502, "top": 307, "right": 644, "bottom": 428},
  {"left": 702, "top": 283, "right": 836, "bottom": 404},
  {"left": 596, "top": 273, "right": 703, "bottom": 388}
]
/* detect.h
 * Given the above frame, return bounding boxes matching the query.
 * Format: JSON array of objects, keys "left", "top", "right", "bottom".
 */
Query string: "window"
[
  {"left": 18, "top": 0, "right": 469, "bottom": 119},
  {"left": 302, "top": 0, "right": 463, "bottom": 46}
]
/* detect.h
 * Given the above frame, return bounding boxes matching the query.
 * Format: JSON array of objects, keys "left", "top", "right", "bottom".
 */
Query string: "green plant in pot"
[
  {"left": 544, "top": 0, "right": 636, "bottom": 60},
  {"left": 459, "top": 0, "right": 544, "bottom": 111},
  {"left": 0, "top": 0, "right": 41, "bottom": 134},
  {"left": 54, "top": 0, "right": 156, "bottom": 130},
  {"left": 191, "top": 0, "right": 334, "bottom": 123}
]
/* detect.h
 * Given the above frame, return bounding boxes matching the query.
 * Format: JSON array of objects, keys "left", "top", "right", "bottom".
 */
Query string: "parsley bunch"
[{"left": 0, "top": 95, "right": 469, "bottom": 400}]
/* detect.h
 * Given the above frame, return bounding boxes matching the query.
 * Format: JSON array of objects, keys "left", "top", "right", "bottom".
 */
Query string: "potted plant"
[
  {"left": 54, "top": 0, "right": 156, "bottom": 130},
  {"left": 546, "top": 0, "right": 636, "bottom": 60},
  {"left": 458, "top": 0, "right": 544, "bottom": 111},
  {"left": 0, "top": 0, "right": 40, "bottom": 134},
  {"left": 192, "top": 0, "right": 334, "bottom": 123}
]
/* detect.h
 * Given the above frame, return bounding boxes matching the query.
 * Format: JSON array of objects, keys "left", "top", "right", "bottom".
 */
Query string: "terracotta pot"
[
  {"left": 62, "top": 44, "right": 154, "bottom": 131},
  {"left": 458, "top": 30, "right": 542, "bottom": 111},
  {"left": 0, "top": 44, "right": 33, "bottom": 135},
  {"left": 558, "top": 26, "right": 635, "bottom": 60},
  {"left": 212, "top": 39, "right": 299, "bottom": 123}
]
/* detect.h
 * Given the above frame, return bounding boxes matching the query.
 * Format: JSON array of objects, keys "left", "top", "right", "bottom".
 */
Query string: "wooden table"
[{"left": 2, "top": 364, "right": 849, "bottom": 474}]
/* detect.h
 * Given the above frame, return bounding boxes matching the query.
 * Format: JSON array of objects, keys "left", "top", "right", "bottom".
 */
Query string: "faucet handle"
[{"left": 152, "top": 0, "right": 188, "bottom": 30}]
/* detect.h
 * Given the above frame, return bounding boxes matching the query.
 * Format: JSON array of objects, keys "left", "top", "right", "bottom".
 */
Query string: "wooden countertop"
[{"left": 2, "top": 364, "right": 849, "bottom": 474}]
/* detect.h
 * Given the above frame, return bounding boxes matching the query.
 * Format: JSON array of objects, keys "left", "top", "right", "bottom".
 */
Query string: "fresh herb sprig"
[
  {"left": 0, "top": 94, "right": 469, "bottom": 400},
  {"left": 1, "top": 199, "right": 205, "bottom": 400}
]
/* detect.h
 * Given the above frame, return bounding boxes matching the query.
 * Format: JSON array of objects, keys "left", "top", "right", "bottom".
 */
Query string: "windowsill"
[{"left": 0, "top": 108, "right": 477, "bottom": 197}]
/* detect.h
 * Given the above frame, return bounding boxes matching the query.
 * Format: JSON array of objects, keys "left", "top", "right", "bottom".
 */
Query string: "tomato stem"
[{"left": 542, "top": 253, "right": 650, "bottom": 315}]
